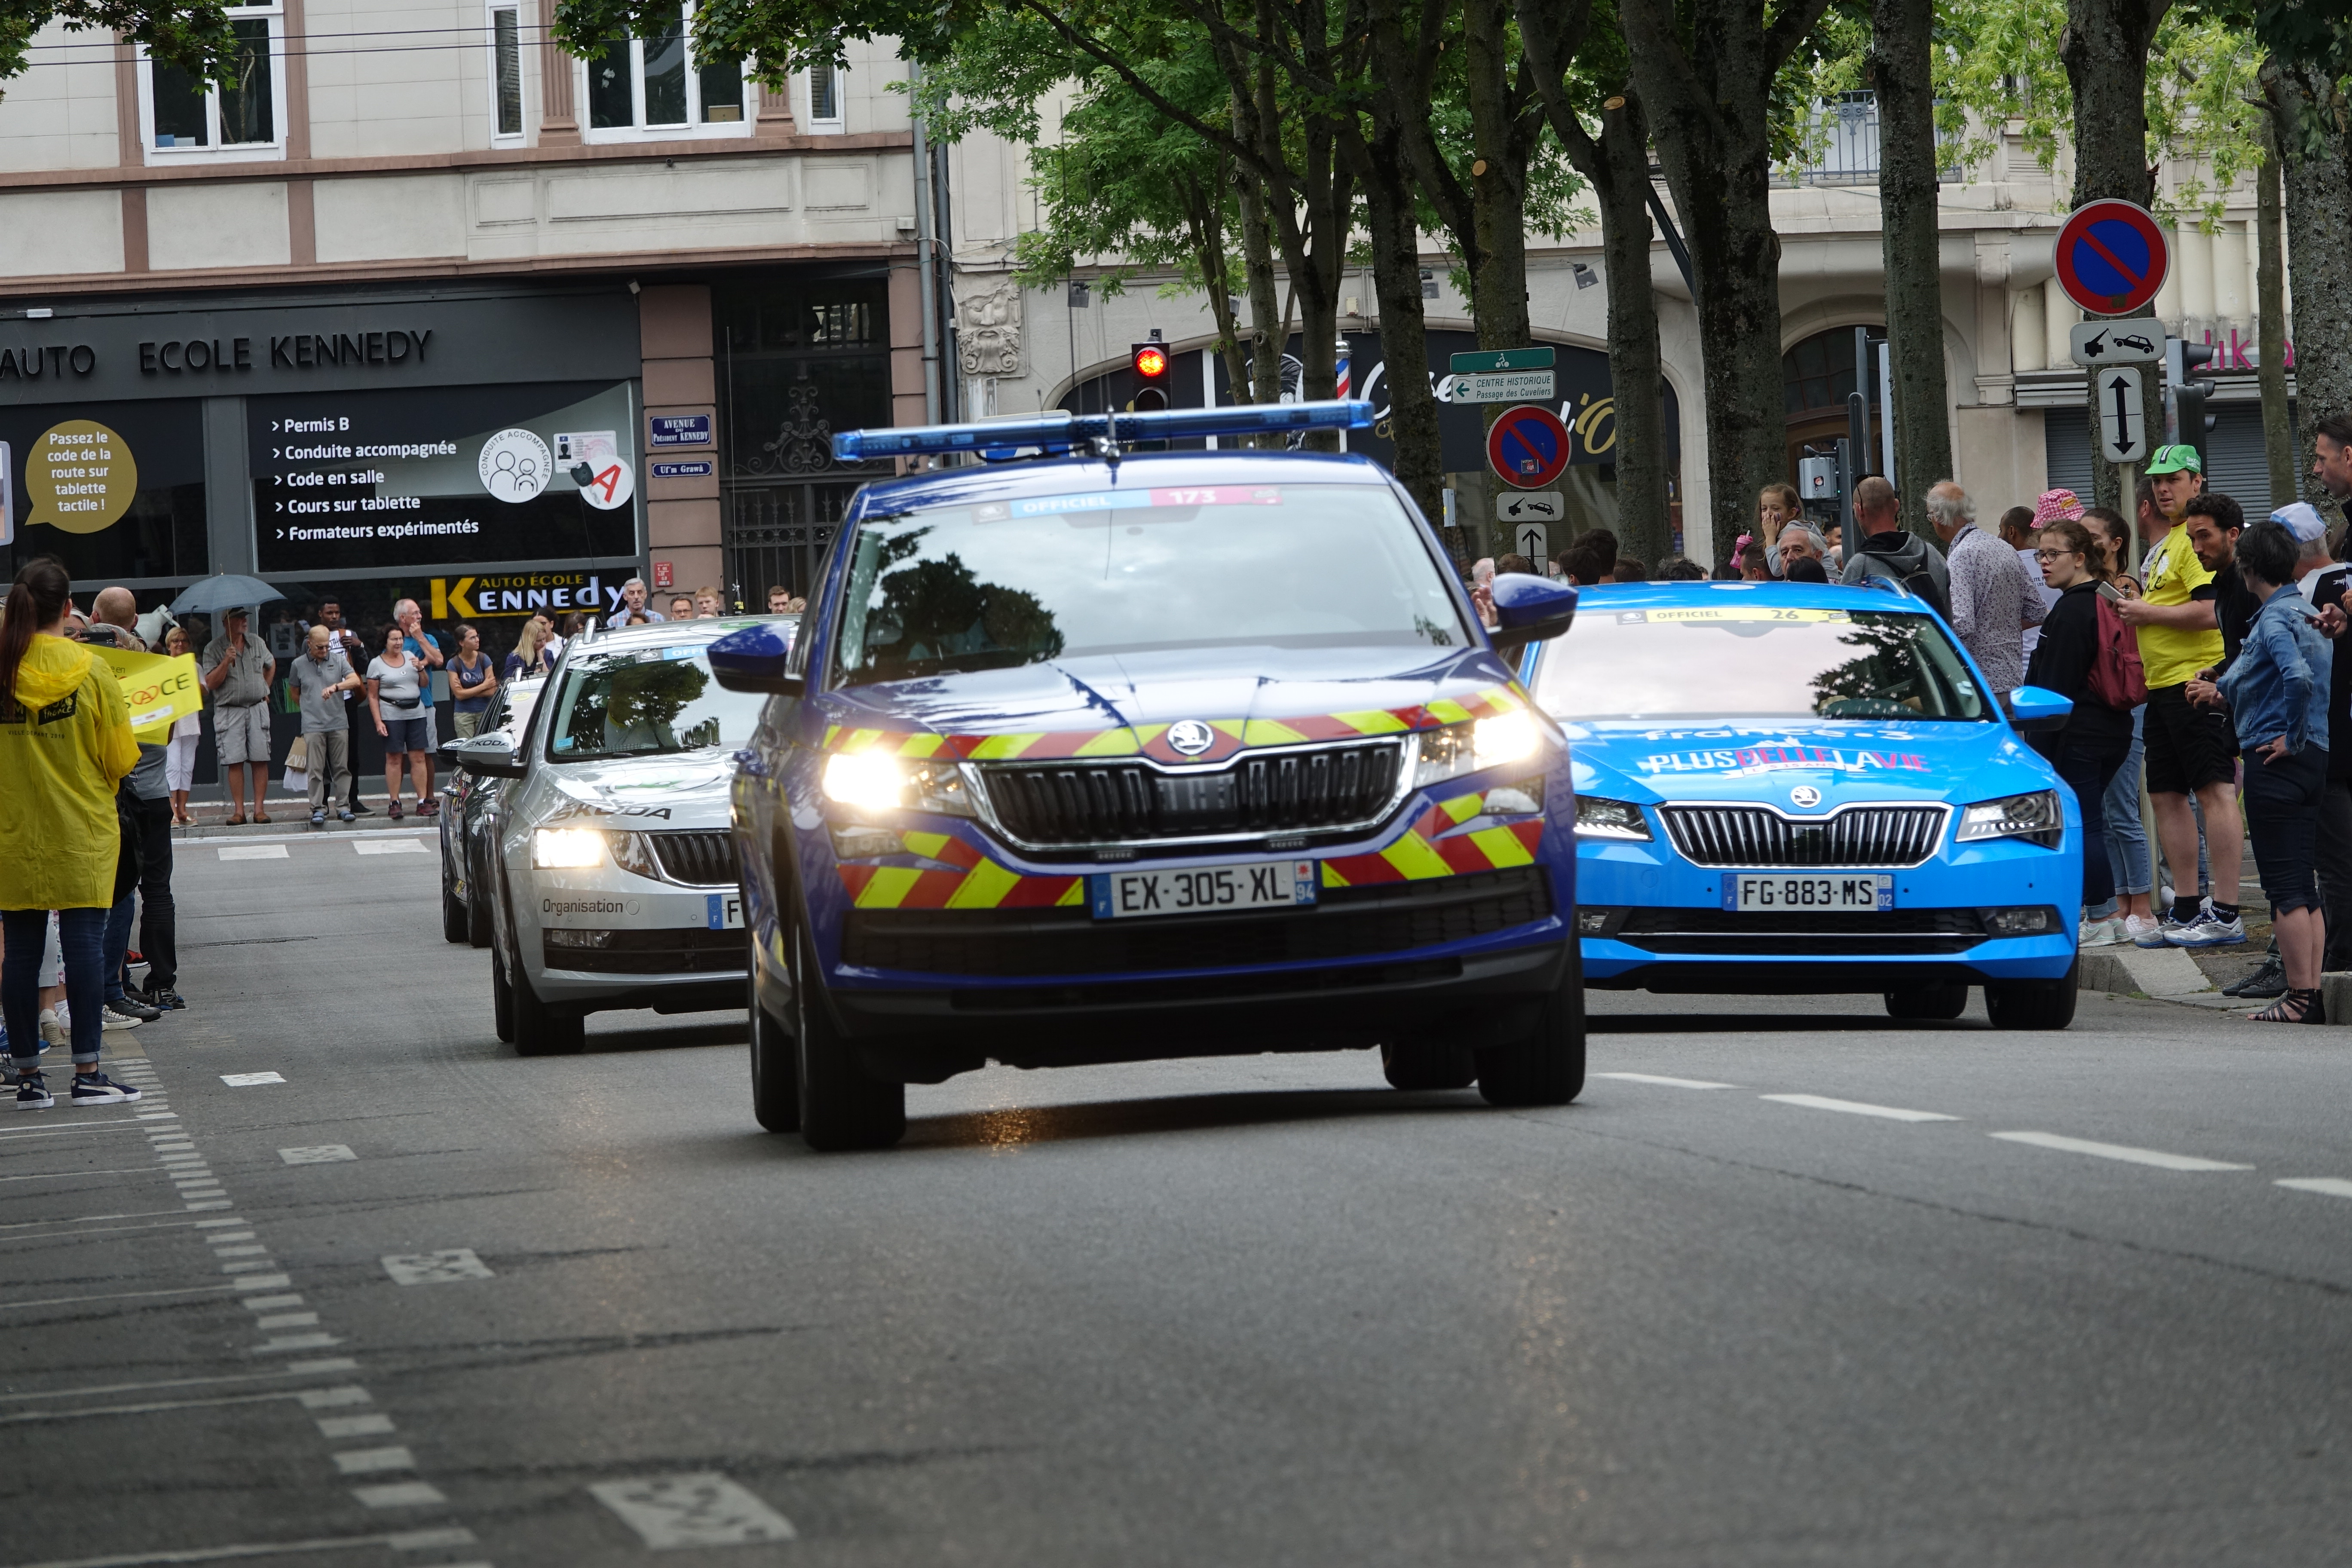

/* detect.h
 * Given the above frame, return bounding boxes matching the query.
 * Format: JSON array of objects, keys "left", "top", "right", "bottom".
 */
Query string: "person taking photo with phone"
[{"left": 2026, "top": 519, "right": 2139, "bottom": 948}]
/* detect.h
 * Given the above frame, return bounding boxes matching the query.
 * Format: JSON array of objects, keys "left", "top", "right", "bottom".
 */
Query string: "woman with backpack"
[{"left": 2026, "top": 518, "right": 2141, "bottom": 948}]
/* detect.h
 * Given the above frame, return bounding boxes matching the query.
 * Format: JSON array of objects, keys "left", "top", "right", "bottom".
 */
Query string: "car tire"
[
  {"left": 790, "top": 908, "right": 904, "bottom": 1151},
  {"left": 1475, "top": 943, "right": 1586, "bottom": 1108},
  {"left": 441, "top": 866, "right": 470, "bottom": 944},
  {"left": 1381, "top": 1040, "right": 1477, "bottom": 1091},
  {"left": 509, "top": 937, "right": 585, "bottom": 1057},
  {"left": 466, "top": 844, "right": 494, "bottom": 949},
  {"left": 1884, "top": 983, "right": 1969, "bottom": 1020},
  {"left": 1984, "top": 960, "right": 2079, "bottom": 1030},
  {"left": 490, "top": 944, "right": 516, "bottom": 1044},
  {"left": 748, "top": 931, "right": 800, "bottom": 1134}
]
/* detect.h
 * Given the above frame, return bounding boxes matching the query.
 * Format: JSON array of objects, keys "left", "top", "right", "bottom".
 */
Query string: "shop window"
[
  {"left": 142, "top": 1, "right": 284, "bottom": 162},
  {"left": 581, "top": 0, "right": 748, "bottom": 141},
  {"left": 488, "top": 2, "right": 525, "bottom": 143},
  {"left": 805, "top": 58, "right": 843, "bottom": 131}
]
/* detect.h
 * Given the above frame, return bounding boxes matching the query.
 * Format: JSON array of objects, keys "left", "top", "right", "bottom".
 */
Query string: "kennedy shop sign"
[{"left": 431, "top": 572, "right": 624, "bottom": 619}]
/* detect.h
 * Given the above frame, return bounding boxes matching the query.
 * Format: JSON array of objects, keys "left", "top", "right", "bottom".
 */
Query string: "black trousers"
[
  {"left": 132, "top": 795, "right": 176, "bottom": 991},
  {"left": 2317, "top": 774, "right": 2352, "bottom": 969}
]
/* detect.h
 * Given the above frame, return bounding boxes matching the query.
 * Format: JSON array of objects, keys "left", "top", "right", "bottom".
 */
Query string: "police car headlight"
[
  {"left": 1956, "top": 789, "right": 2063, "bottom": 848},
  {"left": 1574, "top": 796, "right": 1651, "bottom": 840},
  {"left": 821, "top": 753, "right": 976, "bottom": 816},
  {"left": 1414, "top": 714, "right": 1547, "bottom": 787},
  {"left": 532, "top": 827, "right": 606, "bottom": 868}
]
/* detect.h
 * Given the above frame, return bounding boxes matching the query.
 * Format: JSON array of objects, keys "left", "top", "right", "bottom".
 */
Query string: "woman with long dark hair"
[{"left": 0, "top": 557, "right": 144, "bottom": 1107}]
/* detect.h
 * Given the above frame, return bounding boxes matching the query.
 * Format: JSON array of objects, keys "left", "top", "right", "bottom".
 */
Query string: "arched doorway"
[{"left": 1782, "top": 327, "right": 1883, "bottom": 486}]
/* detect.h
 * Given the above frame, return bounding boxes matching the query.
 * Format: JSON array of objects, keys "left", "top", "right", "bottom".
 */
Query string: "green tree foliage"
[{"left": 0, "top": 1, "right": 241, "bottom": 95}]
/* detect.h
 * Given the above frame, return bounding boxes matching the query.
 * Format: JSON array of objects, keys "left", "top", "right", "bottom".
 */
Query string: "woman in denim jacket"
[{"left": 2217, "top": 520, "right": 2336, "bottom": 1022}]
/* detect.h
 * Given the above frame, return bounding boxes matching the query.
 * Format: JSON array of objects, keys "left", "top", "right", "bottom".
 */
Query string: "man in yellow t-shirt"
[{"left": 2115, "top": 444, "right": 2242, "bottom": 947}]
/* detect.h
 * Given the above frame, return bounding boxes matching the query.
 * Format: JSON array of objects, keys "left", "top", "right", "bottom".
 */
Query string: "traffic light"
[
  {"left": 1130, "top": 332, "right": 1170, "bottom": 413},
  {"left": 2165, "top": 336, "right": 2219, "bottom": 474}
]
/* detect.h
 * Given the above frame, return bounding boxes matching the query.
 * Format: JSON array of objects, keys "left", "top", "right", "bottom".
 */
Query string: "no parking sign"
[
  {"left": 1486, "top": 404, "right": 1572, "bottom": 490},
  {"left": 2054, "top": 199, "right": 2170, "bottom": 316}
]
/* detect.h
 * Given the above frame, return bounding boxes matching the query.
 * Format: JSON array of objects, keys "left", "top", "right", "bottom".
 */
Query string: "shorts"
[
  {"left": 2244, "top": 744, "right": 2328, "bottom": 915},
  {"left": 214, "top": 702, "right": 271, "bottom": 764},
  {"left": 383, "top": 714, "right": 433, "bottom": 753},
  {"left": 2141, "top": 683, "right": 2238, "bottom": 796}
]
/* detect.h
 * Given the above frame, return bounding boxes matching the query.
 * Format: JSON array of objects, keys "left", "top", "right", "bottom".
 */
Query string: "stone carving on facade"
[{"left": 958, "top": 276, "right": 1023, "bottom": 378}]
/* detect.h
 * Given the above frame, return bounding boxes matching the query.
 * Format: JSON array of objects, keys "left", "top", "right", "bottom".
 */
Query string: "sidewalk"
[{"left": 173, "top": 786, "right": 443, "bottom": 840}]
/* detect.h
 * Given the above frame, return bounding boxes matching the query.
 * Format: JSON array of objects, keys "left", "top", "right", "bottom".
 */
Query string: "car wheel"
[
  {"left": 1381, "top": 1039, "right": 1477, "bottom": 1091},
  {"left": 1475, "top": 943, "right": 1586, "bottom": 1108},
  {"left": 466, "top": 842, "right": 494, "bottom": 949},
  {"left": 441, "top": 862, "right": 470, "bottom": 944},
  {"left": 1884, "top": 983, "right": 1969, "bottom": 1020},
  {"left": 508, "top": 933, "right": 585, "bottom": 1057},
  {"left": 790, "top": 906, "right": 904, "bottom": 1151},
  {"left": 748, "top": 930, "right": 799, "bottom": 1134},
  {"left": 490, "top": 944, "right": 516, "bottom": 1044},
  {"left": 1984, "top": 960, "right": 2079, "bottom": 1030}
]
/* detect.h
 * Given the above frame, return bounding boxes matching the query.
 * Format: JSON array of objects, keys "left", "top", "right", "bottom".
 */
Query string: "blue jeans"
[
  {"left": 103, "top": 891, "right": 134, "bottom": 1005},
  {"left": 2093, "top": 707, "right": 2153, "bottom": 913},
  {"left": 3, "top": 907, "right": 106, "bottom": 1067},
  {"left": 2057, "top": 735, "right": 2132, "bottom": 913}
]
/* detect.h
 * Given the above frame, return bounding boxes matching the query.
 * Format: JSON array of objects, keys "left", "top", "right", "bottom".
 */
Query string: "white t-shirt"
[{"left": 368, "top": 654, "right": 426, "bottom": 711}]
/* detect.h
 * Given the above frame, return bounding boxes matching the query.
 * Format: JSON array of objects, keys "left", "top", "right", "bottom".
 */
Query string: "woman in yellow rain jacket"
[{"left": 0, "top": 557, "right": 144, "bottom": 1109}]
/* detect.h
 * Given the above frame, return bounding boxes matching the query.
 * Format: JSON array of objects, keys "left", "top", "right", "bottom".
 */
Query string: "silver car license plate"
[
  {"left": 1721, "top": 873, "right": 1895, "bottom": 913},
  {"left": 1089, "top": 861, "right": 1317, "bottom": 920}
]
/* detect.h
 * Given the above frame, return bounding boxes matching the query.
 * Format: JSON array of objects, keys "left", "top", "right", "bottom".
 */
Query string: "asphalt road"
[{"left": 7, "top": 831, "right": 2352, "bottom": 1568}]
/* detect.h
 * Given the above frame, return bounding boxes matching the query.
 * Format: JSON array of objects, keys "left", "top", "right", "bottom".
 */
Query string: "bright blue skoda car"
[
  {"left": 710, "top": 402, "right": 1586, "bottom": 1150},
  {"left": 1524, "top": 580, "right": 2082, "bottom": 1028}
]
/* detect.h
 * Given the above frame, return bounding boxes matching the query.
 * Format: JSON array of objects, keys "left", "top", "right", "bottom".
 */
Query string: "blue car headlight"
[
  {"left": 1955, "top": 789, "right": 2063, "bottom": 849},
  {"left": 820, "top": 753, "right": 975, "bottom": 817}
]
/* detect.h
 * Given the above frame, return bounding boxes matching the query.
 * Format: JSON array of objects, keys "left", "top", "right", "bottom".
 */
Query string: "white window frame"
[
  {"left": 802, "top": 57, "right": 844, "bottom": 133},
  {"left": 137, "top": 0, "right": 288, "bottom": 165},
  {"left": 487, "top": 0, "right": 528, "bottom": 147},
  {"left": 576, "top": 0, "right": 752, "bottom": 144}
]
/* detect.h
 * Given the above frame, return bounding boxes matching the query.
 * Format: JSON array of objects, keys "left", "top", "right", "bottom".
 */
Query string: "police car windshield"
[
  {"left": 830, "top": 483, "right": 1465, "bottom": 686},
  {"left": 543, "top": 645, "right": 767, "bottom": 762},
  {"left": 1535, "top": 605, "right": 1993, "bottom": 723}
]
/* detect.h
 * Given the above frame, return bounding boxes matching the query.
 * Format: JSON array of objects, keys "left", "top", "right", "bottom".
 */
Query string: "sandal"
[
  {"left": 254, "top": 812, "right": 272, "bottom": 824},
  {"left": 2248, "top": 987, "right": 2328, "bottom": 1024},
  {"left": 224, "top": 813, "right": 247, "bottom": 826}
]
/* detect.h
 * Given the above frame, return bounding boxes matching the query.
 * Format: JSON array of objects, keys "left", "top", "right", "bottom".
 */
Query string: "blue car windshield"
[
  {"left": 830, "top": 483, "right": 1467, "bottom": 686},
  {"left": 1535, "top": 604, "right": 1992, "bottom": 723},
  {"left": 544, "top": 645, "right": 768, "bottom": 761}
]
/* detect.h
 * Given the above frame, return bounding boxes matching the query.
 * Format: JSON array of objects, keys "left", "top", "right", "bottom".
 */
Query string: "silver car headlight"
[
  {"left": 820, "top": 751, "right": 975, "bottom": 816},
  {"left": 531, "top": 827, "right": 606, "bottom": 868},
  {"left": 1955, "top": 789, "right": 2063, "bottom": 848},
  {"left": 1413, "top": 714, "right": 1547, "bottom": 788}
]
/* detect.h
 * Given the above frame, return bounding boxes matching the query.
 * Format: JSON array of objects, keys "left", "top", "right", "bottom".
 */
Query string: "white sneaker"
[
  {"left": 37, "top": 1008, "right": 64, "bottom": 1049},
  {"left": 2124, "top": 914, "right": 2169, "bottom": 947},
  {"left": 2078, "top": 917, "right": 2124, "bottom": 947},
  {"left": 2167, "top": 905, "right": 2249, "bottom": 949},
  {"left": 99, "top": 1005, "right": 141, "bottom": 1031}
]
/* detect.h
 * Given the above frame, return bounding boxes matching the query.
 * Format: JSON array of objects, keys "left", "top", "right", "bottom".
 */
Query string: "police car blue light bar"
[{"left": 830, "top": 398, "right": 1376, "bottom": 462}]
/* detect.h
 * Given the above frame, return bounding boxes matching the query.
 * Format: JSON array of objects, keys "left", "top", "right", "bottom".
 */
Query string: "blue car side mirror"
[
  {"left": 1491, "top": 573, "right": 1577, "bottom": 649},
  {"left": 708, "top": 622, "right": 804, "bottom": 697},
  {"left": 2003, "top": 684, "right": 2073, "bottom": 733}
]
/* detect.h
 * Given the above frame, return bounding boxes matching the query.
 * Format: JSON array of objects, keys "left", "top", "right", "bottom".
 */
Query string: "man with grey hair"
[
  {"left": 605, "top": 576, "right": 668, "bottom": 628},
  {"left": 1776, "top": 523, "right": 1828, "bottom": 576},
  {"left": 1929, "top": 480, "right": 2044, "bottom": 696}
]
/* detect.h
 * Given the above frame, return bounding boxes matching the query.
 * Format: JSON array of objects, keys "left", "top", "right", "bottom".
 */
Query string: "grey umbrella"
[{"left": 168, "top": 573, "right": 287, "bottom": 616}]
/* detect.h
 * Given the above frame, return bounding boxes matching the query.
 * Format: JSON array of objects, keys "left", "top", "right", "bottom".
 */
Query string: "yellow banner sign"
[
  {"left": 432, "top": 572, "right": 607, "bottom": 619},
  {"left": 88, "top": 646, "right": 202, "bottom": 737}
]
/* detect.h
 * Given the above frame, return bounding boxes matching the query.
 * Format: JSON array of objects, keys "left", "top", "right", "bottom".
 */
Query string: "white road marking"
[
  {"left": 381, "top": 1250, "right": 493, "bottom": 1285},
  {"left": 0, "top": 1167, "right": 172, "bottom": 1184},
  {"left": 222, "top": 1260, "right": 281, "bottom": 1274},
  {"left": 186, "top": 1199, "right": 233, "bottom": 1211},
  {"left": 296, "top": 1387, "right": 372, "bottom": 1409},
  {"left": 316, "top": 1413, "right": 395, "bottom": 1439},
  {"left": 195, "top": 1218, "right": 245, "bottom": 1228},
  {"left": 332, "top": 1447, "right": 416, "bottom": 1476},
  {"left": 2275, "top": 1177, "right": 2352, "bottom": 1199},
  {"left": 1594, "top": 1072, "right": 1737, "bottom": 1089},
  {"left": 589, "top": 1473, "right": 798, "bottom": 1549},
  {"left": 0, "top": 1205, "right": 212, "bottom": 1232},
  {"left": 1990, "top": 1131, "right": 2255, "bottom": 1172},
  {"left": 0, "top": 1526, "right": 472, "bottom": 1568},
  {"left": 216, "top": 844, "right": 290, "bottom": 861},
  {"left": 1760, "top": 1094, "right": 1961, "bottom": 1123},
  {"left": 206, "top": 1231, "right": 258, "bottom": 1244},
  {"left": 0, "top": 1284, "right": 239, "bottom": 1312},
  {"left": 220, "top": 1072, "right": 285, "bottom": 1087},
  {"left": 243, "top": 1294, "right": 303, "bottom": 1311},
  {"left": 135, "top": 1111, "right": 178, "bottom": 1119},
  {"left": 353, "top": 840, "right": 428, "bottom": 856},
  {"left": 257, "top": 1333, "right": 342, "bottom": 1354},
  {"left": 1, "top": 1368, "right": 341, "bottom": 1405},
  {"left": 0, "top": 1389, "right": 339, "bottom": 1427},
  {"left": 212, "top": 1246, "right": 269, "bottom": 1259},
  {"left": 353, "top": 1482, "right": 447, "bottom": 1509},
  {"left": 279, "top": 1145, "right": 355, "bottom": 1164},
  {"left": 231, "top": 1273, "right": 293, "bottom": 1291},
  {"left": 287, "top": 1359, "right": 359, "bottom": 1374},
  {"left": 256, "top": 1313, "right": 319, "bottom": 1330}
]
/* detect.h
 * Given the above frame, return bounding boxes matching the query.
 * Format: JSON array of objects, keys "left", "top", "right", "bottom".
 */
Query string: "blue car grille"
[
  {"left": 979, "top": 741, "right": 1404, "bottom": 847},
  {"left": 1659, "top": 805, "right": 1946, "bottom": 869}
]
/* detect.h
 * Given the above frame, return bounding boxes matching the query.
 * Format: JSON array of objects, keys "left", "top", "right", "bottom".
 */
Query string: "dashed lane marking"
[
  {"left": 256, "top": 1313, "right": 320, "bottom": 1330},
  {"left": 589, "top": 1473, "right": 798, "bottom": 1549},
  {"left": 332, "top": 1446, "right": 417, "bottom": 1476},
  {"left": 1593, "top": 1072, "right": 1737, "bottom": 1089},
  {"left": 353, "top": 839, "right": 429, "bottom": 856},
  {"left": 2276, "top": 1177, "right": 2352, "bottom": 1199},
  {"left": 1990, "top": 1131, "right": 2255, "bottom": 1172},
  {"left": 220, "top": 1072, "right": 285, "bottom": 1087},
  {"left": 215, "top": 844, "right": 290, "bottom": 861},
  {"left": 0, "top": 1525, "right": 478, "bottom": 1568},
  {"left": 279, "top": 1145, "right": 356, "bottom": 1164},
  {"left": 381, "top": 1250, "right": 493, "bottom": 1286},
  {"left": 1760, "top": 1094, "right": 1962, "bottom": 1123},
  {"left": 352, "top": 1481, "right": 449, "bottom": 1509},
  {"left": 316, "top": 1413, "right": 395, "bottom": 1439}
]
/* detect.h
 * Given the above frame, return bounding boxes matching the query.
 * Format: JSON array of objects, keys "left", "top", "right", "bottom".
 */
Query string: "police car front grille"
[
  {"left": 648, "top": 831, "right": 740, "bottom": 887},
  {"left": 1659, "top": 805, "right": 1947, "bottom": 868},
  {"left": 841, "top": 865, "right": 1550, "bottom": 977},
  {"left": 978, "top": 741, "right": 1406, "bottom": 847}
]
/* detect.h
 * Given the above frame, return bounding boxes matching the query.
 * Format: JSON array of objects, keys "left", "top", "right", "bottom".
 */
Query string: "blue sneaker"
[
  {"left": 67, "top": 1072, "right": 141, "bottom": 1105},
  {"left": 16, "top": 1071, "right": 52, "bottom": 1110}
]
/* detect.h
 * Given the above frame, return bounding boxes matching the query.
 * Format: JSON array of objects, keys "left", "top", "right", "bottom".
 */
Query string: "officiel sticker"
[
  {"left": 997, "top": 487, "right": 1284, "bottom": 519},
  {"left": 478, "top": 428, "right": 551, "bottom": 502},
  {"left": 1614, "top": 606, "right": 1852, "bottom": 625},
  {"left": 1637, "top": 744, "right": 1928, "bottom": 777}
]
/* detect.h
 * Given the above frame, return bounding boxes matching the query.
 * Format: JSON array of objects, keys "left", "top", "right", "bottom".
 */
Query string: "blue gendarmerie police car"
[
  {"left": 1522, "top": 579, "right": 2083, "bottom": 1027},
  {"left": 708, "top": 401, "right": 1583, "bottom": 1149}
]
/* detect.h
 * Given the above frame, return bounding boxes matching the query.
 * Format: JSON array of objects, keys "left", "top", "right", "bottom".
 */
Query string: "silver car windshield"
[
  {"left": 1535, "top": 605, "right": 1993, "bottom": 723},
  {"left": 830, "top": 482, "right": 1466, "bottom": 687},
  {"left": 543, "top": 645, "right": 768, "bottom": 762}
]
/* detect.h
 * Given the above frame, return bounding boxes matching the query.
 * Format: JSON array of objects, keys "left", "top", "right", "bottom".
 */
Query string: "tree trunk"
[
  {"left": 2255, "top": 125, "right": 2295, "bottom": 513},
  {"left": 1869, "top": 0, "right": 1952, "bottom": 533},
  {"left": 1351, "top": 131, "right": 1448, "bottom": 534},
  {"left": 2262, "top": 58, "right": 2352, "bottom": 512},
  {"left": 1462, "top": 0, "right": 1534, "bottom": 353},
  {"left": 2061, "top": 0, "right": 2170, "bottom": 513}
]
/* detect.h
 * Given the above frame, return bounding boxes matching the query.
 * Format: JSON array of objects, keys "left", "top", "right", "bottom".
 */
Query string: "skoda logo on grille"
[
  {"left": 1789, "top": 785, "right": 1822, "bottom": 809},
  {"left": 1167, "top": 719, "right": 1216, "bottom": 756}
]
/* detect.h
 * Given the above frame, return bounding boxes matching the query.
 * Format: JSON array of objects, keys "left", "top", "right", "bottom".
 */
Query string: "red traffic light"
[{"left": 1132, "top": 342, "right": 1169, "bottom": 380}]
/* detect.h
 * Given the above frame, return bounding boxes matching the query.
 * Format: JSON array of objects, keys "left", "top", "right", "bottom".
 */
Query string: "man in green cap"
[{"left": 2116, "top": 444, "right": 2244, "bottom": 948}]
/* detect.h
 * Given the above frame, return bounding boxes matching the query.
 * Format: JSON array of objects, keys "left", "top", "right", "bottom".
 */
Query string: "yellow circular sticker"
[{"left": 27, "top": 419, "right": 137, "bottom": 534}]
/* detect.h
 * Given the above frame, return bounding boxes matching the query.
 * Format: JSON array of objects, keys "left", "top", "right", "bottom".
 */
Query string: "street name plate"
[{"left": 1452, "top": 370, "right": 1558, "bottom": 404}]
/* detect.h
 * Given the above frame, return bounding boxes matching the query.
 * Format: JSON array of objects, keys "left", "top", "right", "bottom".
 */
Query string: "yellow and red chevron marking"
[
  {"left": 820, "top": 686, "right": 1530, "bottom": 765},
  {"left": 1319, "top": 793, "right": 1544, "bottom": 886},
  {"left": 835, "top": 830, "right": 1084, "bottom": 910}
]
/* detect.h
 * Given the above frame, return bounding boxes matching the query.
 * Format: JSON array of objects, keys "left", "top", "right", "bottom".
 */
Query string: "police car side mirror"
[
  {"left": 1490, "top": 573, "right": 1577, "bottom": 658},
  {"left": 708, "top": 622, "right": 805, "bottom": 698},
  {"left": 2003, "top": 685, "right": 2073, "bottom": 734},
  {"left": 447, "top": 734, "right": 527, "bottom": 779}
]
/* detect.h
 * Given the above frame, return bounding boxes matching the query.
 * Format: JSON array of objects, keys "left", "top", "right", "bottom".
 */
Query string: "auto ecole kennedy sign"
[
  {"left": 2054, "top": 199, "right": 2170, "bottom": 316},
  {"left": 1485, "top": 404, "right": 1572, "bottom": 490}
]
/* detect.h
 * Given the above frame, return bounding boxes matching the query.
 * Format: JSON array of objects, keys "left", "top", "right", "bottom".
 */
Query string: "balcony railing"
[{"left": 1773, "top": 92, "right": 1961, "bottom": 188}]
